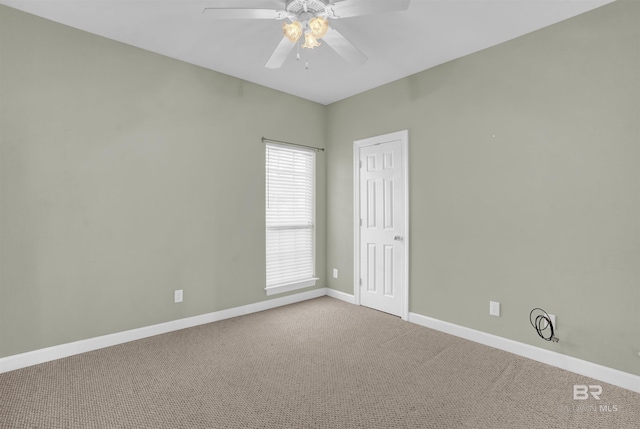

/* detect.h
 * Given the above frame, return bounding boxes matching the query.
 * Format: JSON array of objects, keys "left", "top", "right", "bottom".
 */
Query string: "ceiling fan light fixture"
[
  {"left": 309, "top": 16, "right": 329, "bottom": 39},
  {"left": 283, "top": 21, "right": 303, "bottom": 42},
  {"left": 302, "top": 32, "right": 321, "bottom": 49}
]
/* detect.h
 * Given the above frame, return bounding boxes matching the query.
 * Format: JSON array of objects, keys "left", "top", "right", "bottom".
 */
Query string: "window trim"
[{"left": 265, "top": 278, "right": 319, "bottom": 296}]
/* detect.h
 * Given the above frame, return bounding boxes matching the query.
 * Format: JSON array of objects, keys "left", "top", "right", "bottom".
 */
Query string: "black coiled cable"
[{"left": 529, "top": 308, "right": 559, "bottom": 343}]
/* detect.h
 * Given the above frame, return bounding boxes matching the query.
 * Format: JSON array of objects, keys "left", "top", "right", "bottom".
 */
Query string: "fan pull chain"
[{"left": 304, "top": 45, "right": 310, "bottom": 70}]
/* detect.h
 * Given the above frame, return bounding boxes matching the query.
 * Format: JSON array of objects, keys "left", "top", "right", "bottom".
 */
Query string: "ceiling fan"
[{"left": 203, "top": 0, "right": 410, "bottom": 69}]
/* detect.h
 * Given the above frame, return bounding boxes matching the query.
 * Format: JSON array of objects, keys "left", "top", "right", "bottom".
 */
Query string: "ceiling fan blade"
[
  {"left": 202, "top": 8, "right": 285, "bottom": 20},
  {"left": 207, "top": 0, "right": 285, "bottom": 7},
  {"left": 265, "top": 37, "right": 297, "bottom": 69},
  {"left": 327, "top": 0, "right": 410, "bottom": 19},
  {"left": 322, "top": 28, "right": 367, "bottom": 65}
]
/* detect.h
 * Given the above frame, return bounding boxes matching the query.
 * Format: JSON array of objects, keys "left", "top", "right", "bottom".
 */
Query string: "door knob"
[{"left": 393, "top": 235, "right": 403, "bottom": 241}]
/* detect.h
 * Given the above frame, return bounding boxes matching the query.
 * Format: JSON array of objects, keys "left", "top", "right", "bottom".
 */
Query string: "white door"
[{"left": 355, "top": 131, "right": 408, "bottom": 318}]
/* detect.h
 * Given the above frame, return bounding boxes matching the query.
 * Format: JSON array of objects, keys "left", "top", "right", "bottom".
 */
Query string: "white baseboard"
[
  {"left": 0, "top": 288, "right": 327, "bottom": 374},
  {"left": 325, "top": 288, "right": 355, "bottom": 304},
  {"left": 409, "top": 312, "right": 640, "bottom": 394},
  {"left": 3, "top": 291, "right": 638, "bottom": 395}
]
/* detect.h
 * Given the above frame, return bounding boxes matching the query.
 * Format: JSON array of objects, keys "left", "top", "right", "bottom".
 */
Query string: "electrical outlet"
[
  {"left": 538, "top": 313, "right": 556, "bottom": 330},
  {"left": 489, "top": 301, "right": 500, "bottom": 317},
  {"left": 332, "top": 268, "right": 338, "bottom": 279},
  {"left": 174, "top": 289, "right": 183, "bottom": 303}
]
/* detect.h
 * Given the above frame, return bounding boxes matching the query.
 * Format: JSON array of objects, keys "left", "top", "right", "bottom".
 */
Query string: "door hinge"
[
  {"left": 359, "top": 278, "right": 362, "bottom": 286},
  {"left": 359, "top": 219, "right": 362, "bottom": 226},
  {"left": 359, "top": 160, "right": 362, "bottom": 168}
]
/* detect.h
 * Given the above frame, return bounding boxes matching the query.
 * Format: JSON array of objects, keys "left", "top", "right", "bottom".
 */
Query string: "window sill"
[{"left": 265, "top": 278, "right": 319, "bottom": 296}]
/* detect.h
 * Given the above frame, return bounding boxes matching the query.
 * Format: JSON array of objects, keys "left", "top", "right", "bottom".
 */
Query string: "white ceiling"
[{"left": 1, "top": 0, "right": 615, "bottom": 105}]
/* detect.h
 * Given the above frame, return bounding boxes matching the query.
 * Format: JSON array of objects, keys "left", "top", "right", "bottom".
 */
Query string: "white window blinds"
[{"left": 265, "top": 143, "right": 317, "bottom": 293}]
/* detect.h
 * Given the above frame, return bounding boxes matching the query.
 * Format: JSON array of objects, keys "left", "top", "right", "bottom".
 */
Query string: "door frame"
[{"left": 353, "top": 130, "right": 409, "bottom": 320}]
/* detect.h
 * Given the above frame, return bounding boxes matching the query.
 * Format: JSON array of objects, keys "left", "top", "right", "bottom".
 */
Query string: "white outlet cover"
[
  {"left": 332, "top": 269, "right": 338, "bottom": 278},
  {"left": 174, "top": 289, "right": 183, "bottom": 303},
  {"left": 490, "top": 301, "right": 500, "bottom": 317},
  {"left": 539, "top": 314, "right": 556, "bottom": 330}
]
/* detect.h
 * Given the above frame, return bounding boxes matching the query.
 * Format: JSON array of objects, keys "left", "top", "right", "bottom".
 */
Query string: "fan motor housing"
[{"left": 286, "top": 0, "right": 328, "bottom": 15}]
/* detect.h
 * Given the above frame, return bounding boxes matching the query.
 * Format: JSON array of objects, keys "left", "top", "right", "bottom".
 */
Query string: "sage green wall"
[
  {"left": 0, "top": 6, "right": 326, "bottom": 358},
  {"left": 2, "top": 1, "right": 638, "bottom": 378},
  {"left": 326, "top": 0, "right": 640, "bottom": 375}
]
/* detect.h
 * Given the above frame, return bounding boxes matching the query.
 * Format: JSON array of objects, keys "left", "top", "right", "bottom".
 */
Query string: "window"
[{"left": 265, "top": 143, "right": 318, "bottom": 295}]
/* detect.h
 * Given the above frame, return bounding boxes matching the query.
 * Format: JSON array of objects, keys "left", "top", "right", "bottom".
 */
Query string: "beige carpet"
[{"left": 1, "top": 296, "right": 638, "bottom": 429}]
